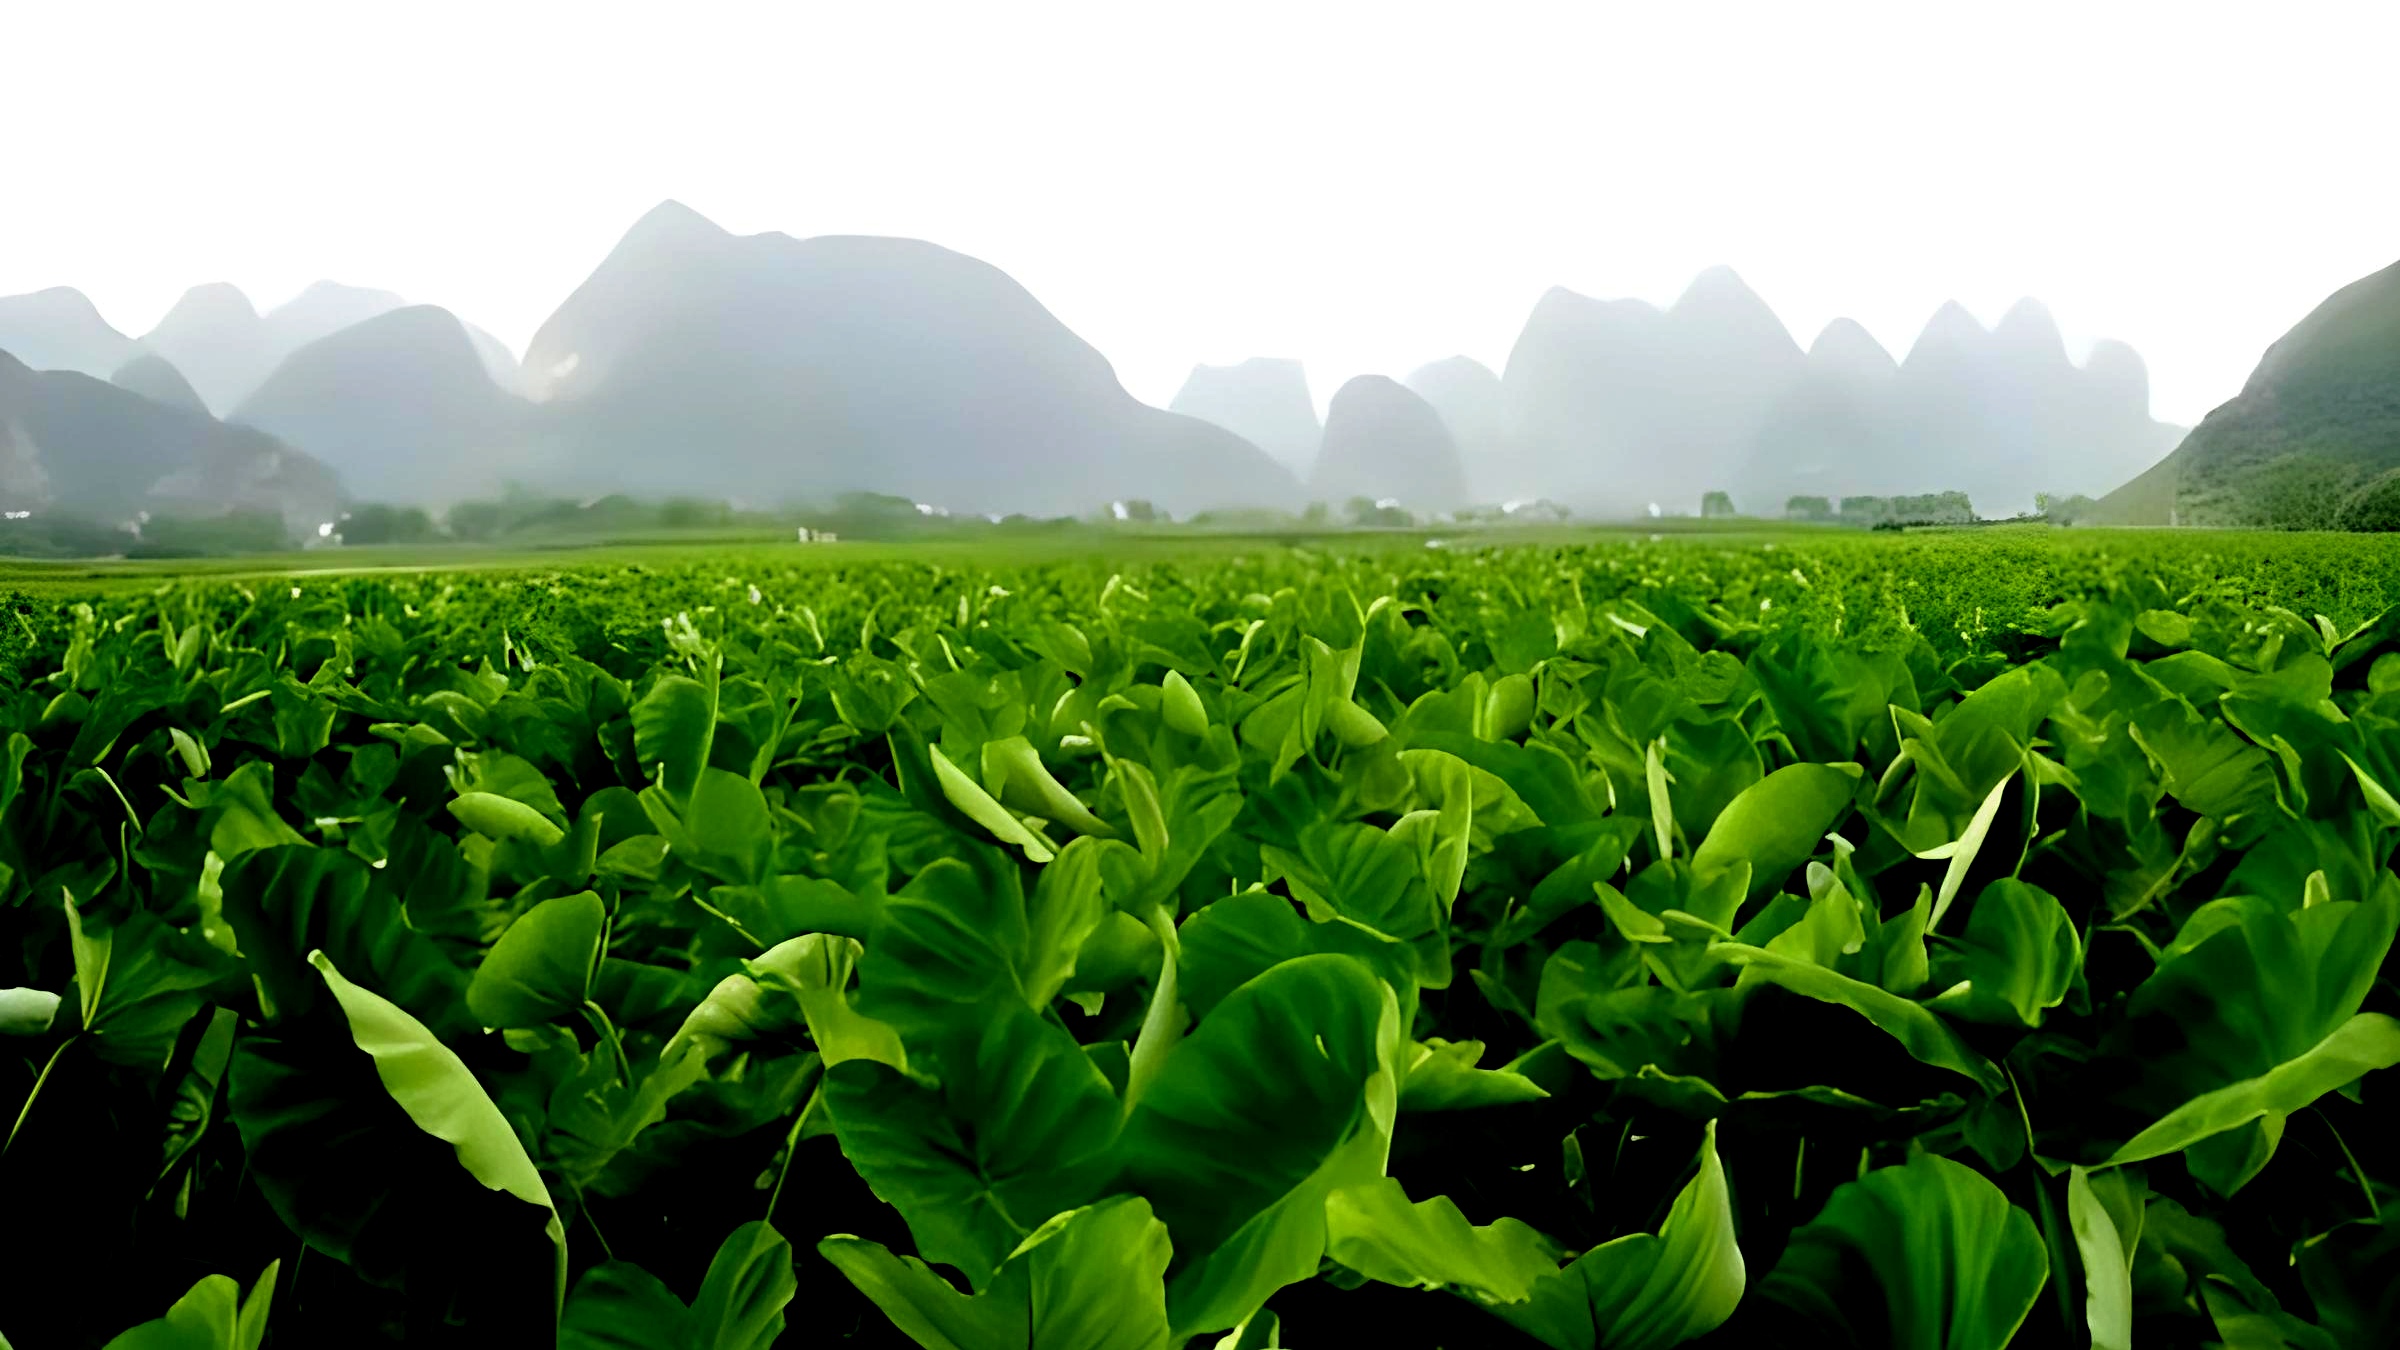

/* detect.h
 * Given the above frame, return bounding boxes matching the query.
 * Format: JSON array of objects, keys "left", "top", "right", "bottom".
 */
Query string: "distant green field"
[{"left": 11, "top": 523, "right": 2400, "bottom": 662}]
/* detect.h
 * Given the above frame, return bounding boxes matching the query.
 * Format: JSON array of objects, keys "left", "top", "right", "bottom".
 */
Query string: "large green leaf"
[
  {"left": 1396, "top": 1038, "right": 1550, "bottom": 1112},
  {"left": 1324, "top": 1176, "right": 1561, "bottom": 1303},
  {"left": 1711, "top": 942, "right": 2005, "bottom": 1092},
  {"left": 825, "top": 1001, "right": 1121, "bottom": 1290},
  {"left": 2068, "top": 1167, "right": 2134, "bottom": 1350},
  {"left": 99, "top": 1260, "right": 277, "bottom": 1350},
  {"left": 1259, "top": 822, "right": 1444, "bottom": 985},
  {"left": 1924, "top": 880, "right": 2081, "bottom": 1027},
  {"left": 309, "top": 949, "right": 568, "bottom": 1316},
  {"left": 1756, "top": 1151, "right": 2049, "bottom": 1350},
  {"left": 668, "top": 932, "right": 904, "bottom": 1070},
  {"left": 560, "top": 1221, "right": 796, "bottom": 1350},
  {"left": 856, "top": 857, "right": 1035, "bottom": 1044},
  {"left": 1690, "top": 762, "right": 1859, "bottom": 894},
  {"left": 62, "top": 897, "right": 235, "bottom": 1068},
  {"left": 633, "top": 672, "right": 717, "bottom": 805},
  {"left": 1112, "top": 953, "right": 1401, "bottom": 1337},
  {"left": 466, "top": 891, "right": 606, "bottom": 1028},
  {"left": 822, "top": 1195, "right": 1173, "bottom": 1350},
  {"left": 2095, "top": 891, "right": 2399, "bottom": 1177},
  {"left": 2103, "top": 1013, "right": 2400, "bottom": 1169},
  {"left": 217, "top": 845, "right": 470, "bottom": 1038},
  {"left": 1490, "top": 1122, "right": 1745, "bottom": 1350},
  {"left": 1175, "top": 890, "right": 1414, "bottom": 1023}
]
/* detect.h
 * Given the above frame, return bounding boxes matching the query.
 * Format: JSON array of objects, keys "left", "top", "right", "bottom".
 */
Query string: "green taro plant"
[{"left": 1, "top": 529, "right": 2398, "bottom": 1346}]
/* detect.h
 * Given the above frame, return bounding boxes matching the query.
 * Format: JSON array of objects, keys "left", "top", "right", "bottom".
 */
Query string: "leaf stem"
[
  {"left": 764, "top": 1105, "right": 807, "bottom": 1226},
  {"left": 568, "top": 1179, "right": 616, "bottom": 1262},
  {"left": 582, "top": 1001, "right": 632, "bottom": 1085},
  {"left": 2316, "top": 1106, "right": 2381, "bottom": 1222},
  {"left": 4, "top": 1035, "right": 76, "bottom": 1158},
  {"left": 1123, "top": 905, "right": 1184, "bottom": 1110}
]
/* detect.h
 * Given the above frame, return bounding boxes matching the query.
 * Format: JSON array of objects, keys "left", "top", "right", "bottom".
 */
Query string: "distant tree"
[
  {"left": 131, "top": 509, "right": 290, "bottom": 557},
  {"left": 2038, "top": 493, "right": 2100, "bottom": 525},
  {"left": 659, "top": 497, "right": 732, "bottom": 529},
  {"left": 445, "top": 499, "right": 507, "bottom": 541},
  {"left": 1836, "top": 495, "right": 1889, "bottom": 527},
  {"left": 1117, "top": 499, "right": 1157, "bottom": 523},
  {"left": 1845, "top": 492, "right": 1974, "bottom": 528},
  {"left": 1784, "top": 495, "right": 1832, "bottom": 521},
  {"left": 340, "top": 503, "right": 437, "bottom": 545},
  {"left": 1700, "top": 491, "right": 1738, "bottom": 518},
  {"left": 1302, "top": 501, "right": 1330, "bottom": 526},
  {"left": 1344, "top": 496, "right": 1416, "bottom": 527}
]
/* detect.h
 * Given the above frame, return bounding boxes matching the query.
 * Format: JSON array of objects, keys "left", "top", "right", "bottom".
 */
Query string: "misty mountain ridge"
[
  {"left": 1492, "top": 270, "right": 2179, "bottom": 517},
  {"left": 0, "top": 287, "right": 136, "bottom": 379},
  {"left": 234, "top": 305, "right": 528, "bottom": 505},
  {"left": 517, "top": 201, "right": 1297, "bottom": 516},
  {"left": 5, "top": 207, "right": 2199, "bottom": 526}
]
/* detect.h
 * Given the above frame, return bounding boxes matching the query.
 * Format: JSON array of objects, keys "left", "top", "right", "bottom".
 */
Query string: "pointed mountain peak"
[
  {"left": 110, "top": 351, "right": 209, "bottom": 415},
  {"left": 4, "top": 285, "right": 106, "bottom": 317},
  {"left": 156, "top": 282, "right": 259, "bottom": 327},
  {"left": 1526, "top": 286, "right": 1666, "bottom": 334},
  {"left": 296, "top": 304, "right": 486, "bottom": 370},
  {"left": 2082, "top": 337, "right": 2148, "bottom": 385},
  {"left": 1407, "top": 354, "right": 1501, "bottom": 387},
  {"left": 2081, "top": 338, "right": 2153, "bottom": 416},
  {"left": 624, "top": 199, "right": 731, "bottom": 248},
  {"left": 1669, "top": 266, "right": 1801, "bottom": 363},
  {"left": 1169, "top": 357, "right": 1320, "bottom": 475},
  {"left": 1993, "top": 297, "right": 2068, "bottom": 363},
  {"left": 1671, "top": 265, "right": 1769, "bottom": 314},
  {"left": 1807, "top": 318, "right": 1898, "bottom": 375},
  {"left": 1903, "top": 300, "right": 1988, "bottom": 366},
  {"left": 276, "top": 279, "right": 406, "bottom": 312}
]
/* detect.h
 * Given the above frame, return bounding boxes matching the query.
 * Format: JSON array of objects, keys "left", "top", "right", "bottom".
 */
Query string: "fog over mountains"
[
  {"left": 0, "top": 199, "right": 2201, "bottom": 528},
  {"left": 234, "top": 305, "right": 527, "bottom": 504},
  {"left": 1486, "top": 270, "right": 2182, "bottom": 518},
  {"left": 1167, "top": 359, "right": 1320, "bottom": 477},
  {"left": 510, "top": 201, "right": 1292, "bottom": 517},
  {"left": 1313, "top": 376, "right": 1468, "bottom": 512}
]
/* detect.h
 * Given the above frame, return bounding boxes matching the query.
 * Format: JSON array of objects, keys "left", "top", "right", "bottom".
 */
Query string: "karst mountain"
[
  {"left": 1312, "top": 375, "right": 1469, "bottom": 512},
  {"left": 233, "top": 305, "right": 529, "bottom": 504},
  {"left": 1167, "top": 359, "right": 1321, "bottom": 477},
  {"left": 0, "top": 349, "right": 337, "bottom": 528},
  {"left": 2097, "top": 257, "right": 2400, "bottom": 527},
  {"left": 517, "top": 200, "right": 1297, "bottom": 516},
  {"left": 0, "top": 288, "right": 137, "bottom": 380}
]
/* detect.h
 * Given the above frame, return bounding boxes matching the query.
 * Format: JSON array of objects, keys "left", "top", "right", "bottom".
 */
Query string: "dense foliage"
[{"left": 4, "top": 529, "right": 2400, "bottom": 1348}]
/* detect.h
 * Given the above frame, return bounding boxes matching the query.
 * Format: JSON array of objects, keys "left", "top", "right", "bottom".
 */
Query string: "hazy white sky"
[{"left": 4, "top": 1, "right": 2395, "bottom": 423}]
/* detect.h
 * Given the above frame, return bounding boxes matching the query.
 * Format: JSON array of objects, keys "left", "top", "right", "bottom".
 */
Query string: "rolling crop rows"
[{"left": 3, "top": 531, "right": 2398, "bottom": 1347}]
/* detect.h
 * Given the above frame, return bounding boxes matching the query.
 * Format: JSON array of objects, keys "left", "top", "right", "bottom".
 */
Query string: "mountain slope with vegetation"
[
  {"left": 109, "top": 352, "right": 209, "bottom": 415},
  {"left": 2099, "top": 257, "right": 2400, "bottom": 528},
  {"left": 0, "top": 349, "right": 337, "bottom": 527}
]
